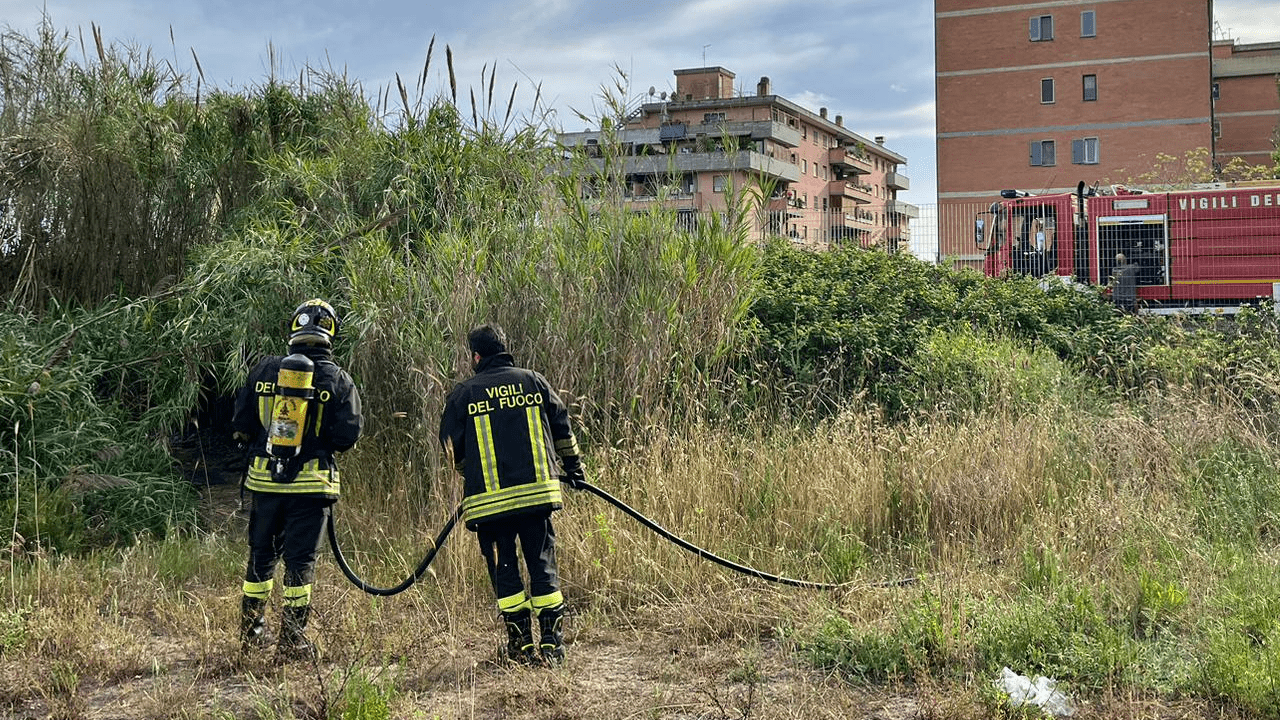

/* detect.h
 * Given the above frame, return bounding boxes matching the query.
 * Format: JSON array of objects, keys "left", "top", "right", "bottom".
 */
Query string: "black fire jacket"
[
  {"left": 439, "top": 353, "right": 580, "bottom": 529},
  {"left": 232, "top": 344, "right": 363, "bottom": 499}
]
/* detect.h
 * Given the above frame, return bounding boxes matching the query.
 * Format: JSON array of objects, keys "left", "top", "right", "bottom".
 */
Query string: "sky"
[{"left": 2, "top": 0, "right": 1277, "bottom": 245}]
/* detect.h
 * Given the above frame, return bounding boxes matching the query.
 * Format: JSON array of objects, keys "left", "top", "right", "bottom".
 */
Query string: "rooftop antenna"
[{"left": 703, "top": 44, "right": 711, "bottom": 65}]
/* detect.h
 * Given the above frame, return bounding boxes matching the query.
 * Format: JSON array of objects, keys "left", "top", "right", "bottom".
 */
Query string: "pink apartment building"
[
  {"left": 559, "top": 67, "right": 917, "bottom": 253},
  {"left": 935, "top": 0, "right": 1279, "bottom": 268}
]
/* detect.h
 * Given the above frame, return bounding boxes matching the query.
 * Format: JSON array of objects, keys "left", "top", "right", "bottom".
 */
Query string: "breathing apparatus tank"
[{"left": 266, "top": 352, "right": 316, "bottom": 481}]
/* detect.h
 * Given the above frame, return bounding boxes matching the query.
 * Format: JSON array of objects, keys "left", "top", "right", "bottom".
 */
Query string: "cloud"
[{"left": 1214, "top": 0, "right": 1280, "bottom": 43}]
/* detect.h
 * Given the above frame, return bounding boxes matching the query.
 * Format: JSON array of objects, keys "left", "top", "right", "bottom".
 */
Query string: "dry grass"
[{"left": 2, "top": 389, "right": 1277, "bottom": 717}]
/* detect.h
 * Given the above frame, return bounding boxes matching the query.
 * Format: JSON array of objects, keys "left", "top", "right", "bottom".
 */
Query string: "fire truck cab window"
[{"left": 1011, "top": 207, "right": 1056, "bottom": 277}]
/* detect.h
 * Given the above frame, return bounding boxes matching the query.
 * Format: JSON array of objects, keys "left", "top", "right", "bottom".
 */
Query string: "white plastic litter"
[{"left": 998, "top": 666, "right": 1075, "bottom": 717}]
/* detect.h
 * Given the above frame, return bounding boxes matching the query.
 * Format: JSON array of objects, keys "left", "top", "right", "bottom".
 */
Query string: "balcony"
[
  {"left": 829, "top": 179, "right": 875, "bottom": 204},
  {"left": 587, "top": 150, "right": 802, "bottom": 183},
  {"left": 713, "top": 119, "right": 801, "bottom": 148},
  {"left": 828, "top": 210, "right": 877, "bottom": 243},
  {"left": 828, "top": 147, "right": 872, "bottom": 175},
  {"left": 568, "top": 119, "right": 801, "bottom": 149},
  {"left": 624, "top": 190, "right": 697, "bottom": 207},
  {"left": 885, "top": 171, "right": 910, "bottom": 191},
  {"left": 887, "top": 200, "right": 920, "bottom": 218}
]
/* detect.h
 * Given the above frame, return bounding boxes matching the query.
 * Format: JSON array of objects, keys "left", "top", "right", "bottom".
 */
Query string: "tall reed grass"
[{"left": 5, "top": 17, "right": 1280, "bottom": 717}]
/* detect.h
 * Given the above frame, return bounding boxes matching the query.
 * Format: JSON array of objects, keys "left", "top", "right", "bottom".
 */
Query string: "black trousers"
[
  {"left": 475, "top": 511, "right": 559, "bottom": 606},
  {"left": 245, "top": 492, "right": 331, "bottom": 589}
]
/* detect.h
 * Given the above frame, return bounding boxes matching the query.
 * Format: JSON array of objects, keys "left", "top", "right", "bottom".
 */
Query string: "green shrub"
[
  {"left": 1186, "top": 442, "right": 1280, "bottom": 548},
  {"left": 895, "top": 328, "right": 1088, "bottom": 419},
  {"left": 746, "top": 243, "right": 1122, "bottom": 419},
  {"left": 797, "top": 593, "right": 954, "bottom": 682},
  {"left": 1199, "top": 623, "right": 1280, "bottom": 717},
  {"left": 0, "top": 304, "right": 197, "bottom": 552}
]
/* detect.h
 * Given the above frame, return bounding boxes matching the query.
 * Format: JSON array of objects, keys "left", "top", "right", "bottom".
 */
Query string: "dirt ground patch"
[{"left": 4, "top": 622, "right": 1249, "bottom": 720}]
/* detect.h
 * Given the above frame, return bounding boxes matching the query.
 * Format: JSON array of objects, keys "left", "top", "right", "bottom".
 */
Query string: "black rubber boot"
[
  {"left": 276, "top": 605, "right": 317, "bottom": 661},
  {"left": 502, "top": 608, "right": 537, "bottom": 665},
  {"left": 239, "top": 596, "right": 271, "bottom": 652},
  {"left": 537, "top": 604, "right": 565, "bottom": 666}
]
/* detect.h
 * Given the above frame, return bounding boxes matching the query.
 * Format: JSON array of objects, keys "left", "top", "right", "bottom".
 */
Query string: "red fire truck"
[{"left": 975, "top": 181, "right": 1280, "bottom": 312}]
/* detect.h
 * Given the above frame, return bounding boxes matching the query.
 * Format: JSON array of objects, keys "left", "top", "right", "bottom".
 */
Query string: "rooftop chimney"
[
  {"left": 819, "top": 107, "right": 828, "bottom": 119},
  {"left": 835, "top": 115, "right": 843, "bottom": 126},
  {"left": 875, "top": 136, "right": 885, "bottom": 144},
  {"left": 757, "top": 76, "right": 771, "bottom": 96}
]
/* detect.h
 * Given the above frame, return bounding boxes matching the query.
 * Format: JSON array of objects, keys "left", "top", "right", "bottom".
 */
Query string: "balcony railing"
[
  {"left": 578, "top": 149, "right": 803, "bottom": 183},
  {"left": 829, "top": 179, "right": 875, "bottom": 204},
  {"left": 828, "top": 147, "right": 872, "bottom": 175},
  {"left": 558, "top": 120, "right": 802, "bottom": 152}
]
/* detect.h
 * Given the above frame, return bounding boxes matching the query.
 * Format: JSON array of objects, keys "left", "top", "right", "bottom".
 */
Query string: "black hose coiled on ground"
[
  {"left": 577, "top": 480, "right": 916, "bottom": 591},
  {"left": 328, "top": 504, "right": 461, "bottom": 596},
  {"left": 329, "top": 480, "right": 915, "bottom": 596}
]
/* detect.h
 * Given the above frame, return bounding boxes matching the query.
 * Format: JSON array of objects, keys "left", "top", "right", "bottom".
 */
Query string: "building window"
[
  {"left": 713, "top": 175, "right": 727, "bottom": 192},
  {"left": 703, "top": 112, "right": 726, "bottom": 124},
  {"left": 1213, "top": 121, "right": 1222, "bottom": 139},
  {"left": 1030, "top": 140, "right": 1056, "bottom": 166},
  {"left": 1030, "top": 15, "right": 1054, "bottom": 41},
  {"left": 1081, "top": 10, "right": 1096, "bottom": 37},
  {"left": 801, "top": 159, "right": 808, "bottom": 174},
  {"left": 1083, "top": 74, "right": 1097, "bottom": 102},
  {"left": 1072, "top": 137, "right": 1099, "bottom": 164},
  {"left": 1212, "top": 82, "right": 1220, "bottom": 100},
  {"left": 1041, "top": 78, "right": 1055, "bottom": 104}
]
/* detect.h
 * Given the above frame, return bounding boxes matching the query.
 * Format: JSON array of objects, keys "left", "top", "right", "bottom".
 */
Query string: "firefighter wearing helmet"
[{"left": 231, "top": 299, "right": 363, "bottom": 660}]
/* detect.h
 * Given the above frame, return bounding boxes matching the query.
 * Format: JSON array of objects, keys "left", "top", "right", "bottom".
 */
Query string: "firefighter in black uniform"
[
  {"left": 439, "top": 323, "right": 584, "bottom": 666},
  {"left": 232, "top": 299, "right": 363, "bottom": 660}
]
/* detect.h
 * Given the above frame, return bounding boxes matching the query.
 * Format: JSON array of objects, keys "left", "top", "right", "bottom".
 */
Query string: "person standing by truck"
[{"left": 1110, "top": 253, "right": 1139, "bottom": 313}]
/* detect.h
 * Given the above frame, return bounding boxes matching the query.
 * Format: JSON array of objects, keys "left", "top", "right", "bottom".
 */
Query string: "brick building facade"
[{"left": 935, "top": 0, "right": 1279, "bottom": 267}]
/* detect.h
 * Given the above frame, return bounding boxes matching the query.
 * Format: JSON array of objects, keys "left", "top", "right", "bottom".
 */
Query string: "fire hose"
[{"left": 328, "top": 479, "right": 917, "bottom": 596}]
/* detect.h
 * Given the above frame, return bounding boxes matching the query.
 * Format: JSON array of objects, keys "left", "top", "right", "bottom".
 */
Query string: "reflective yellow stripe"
[
  {"left": 243, "top": 579, "right": 273, "bottom": 600},
  {"left": 474, "top": 414, "right": 499, "bottom": 493},
  {"left": 245, "top": 457, "right": 340, "bottom": 495},
  {"left": 527, "top": 407, "right": 551, "bottom": 486},
  {"left": 461, "top": 481, "right": 563, "bottom": 523},
  {"left": 313, "top": 402, "right": 324, "bottom": 436},
  {"left": 258, "top": 396, "right": 271, "bottom": 428},
  {"left": 283, "top": 584, "right": 312, "bottom": 607},
  {"left": 497, "top": 592, "right": 530, "bottom": 613},
  {"left": 555, "top": 435, "right": 580, "bottom": 457},
  {"left": 531, "top": 591, "right": 563, "bottom": 612}
]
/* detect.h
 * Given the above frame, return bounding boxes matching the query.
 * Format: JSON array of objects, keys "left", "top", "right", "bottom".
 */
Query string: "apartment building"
[
  {"left": 935, "top": 0, "right": 1280, "bottom": 268},
  {"left": 559, "top": 67, "right": 918, "bottom": 252}
]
